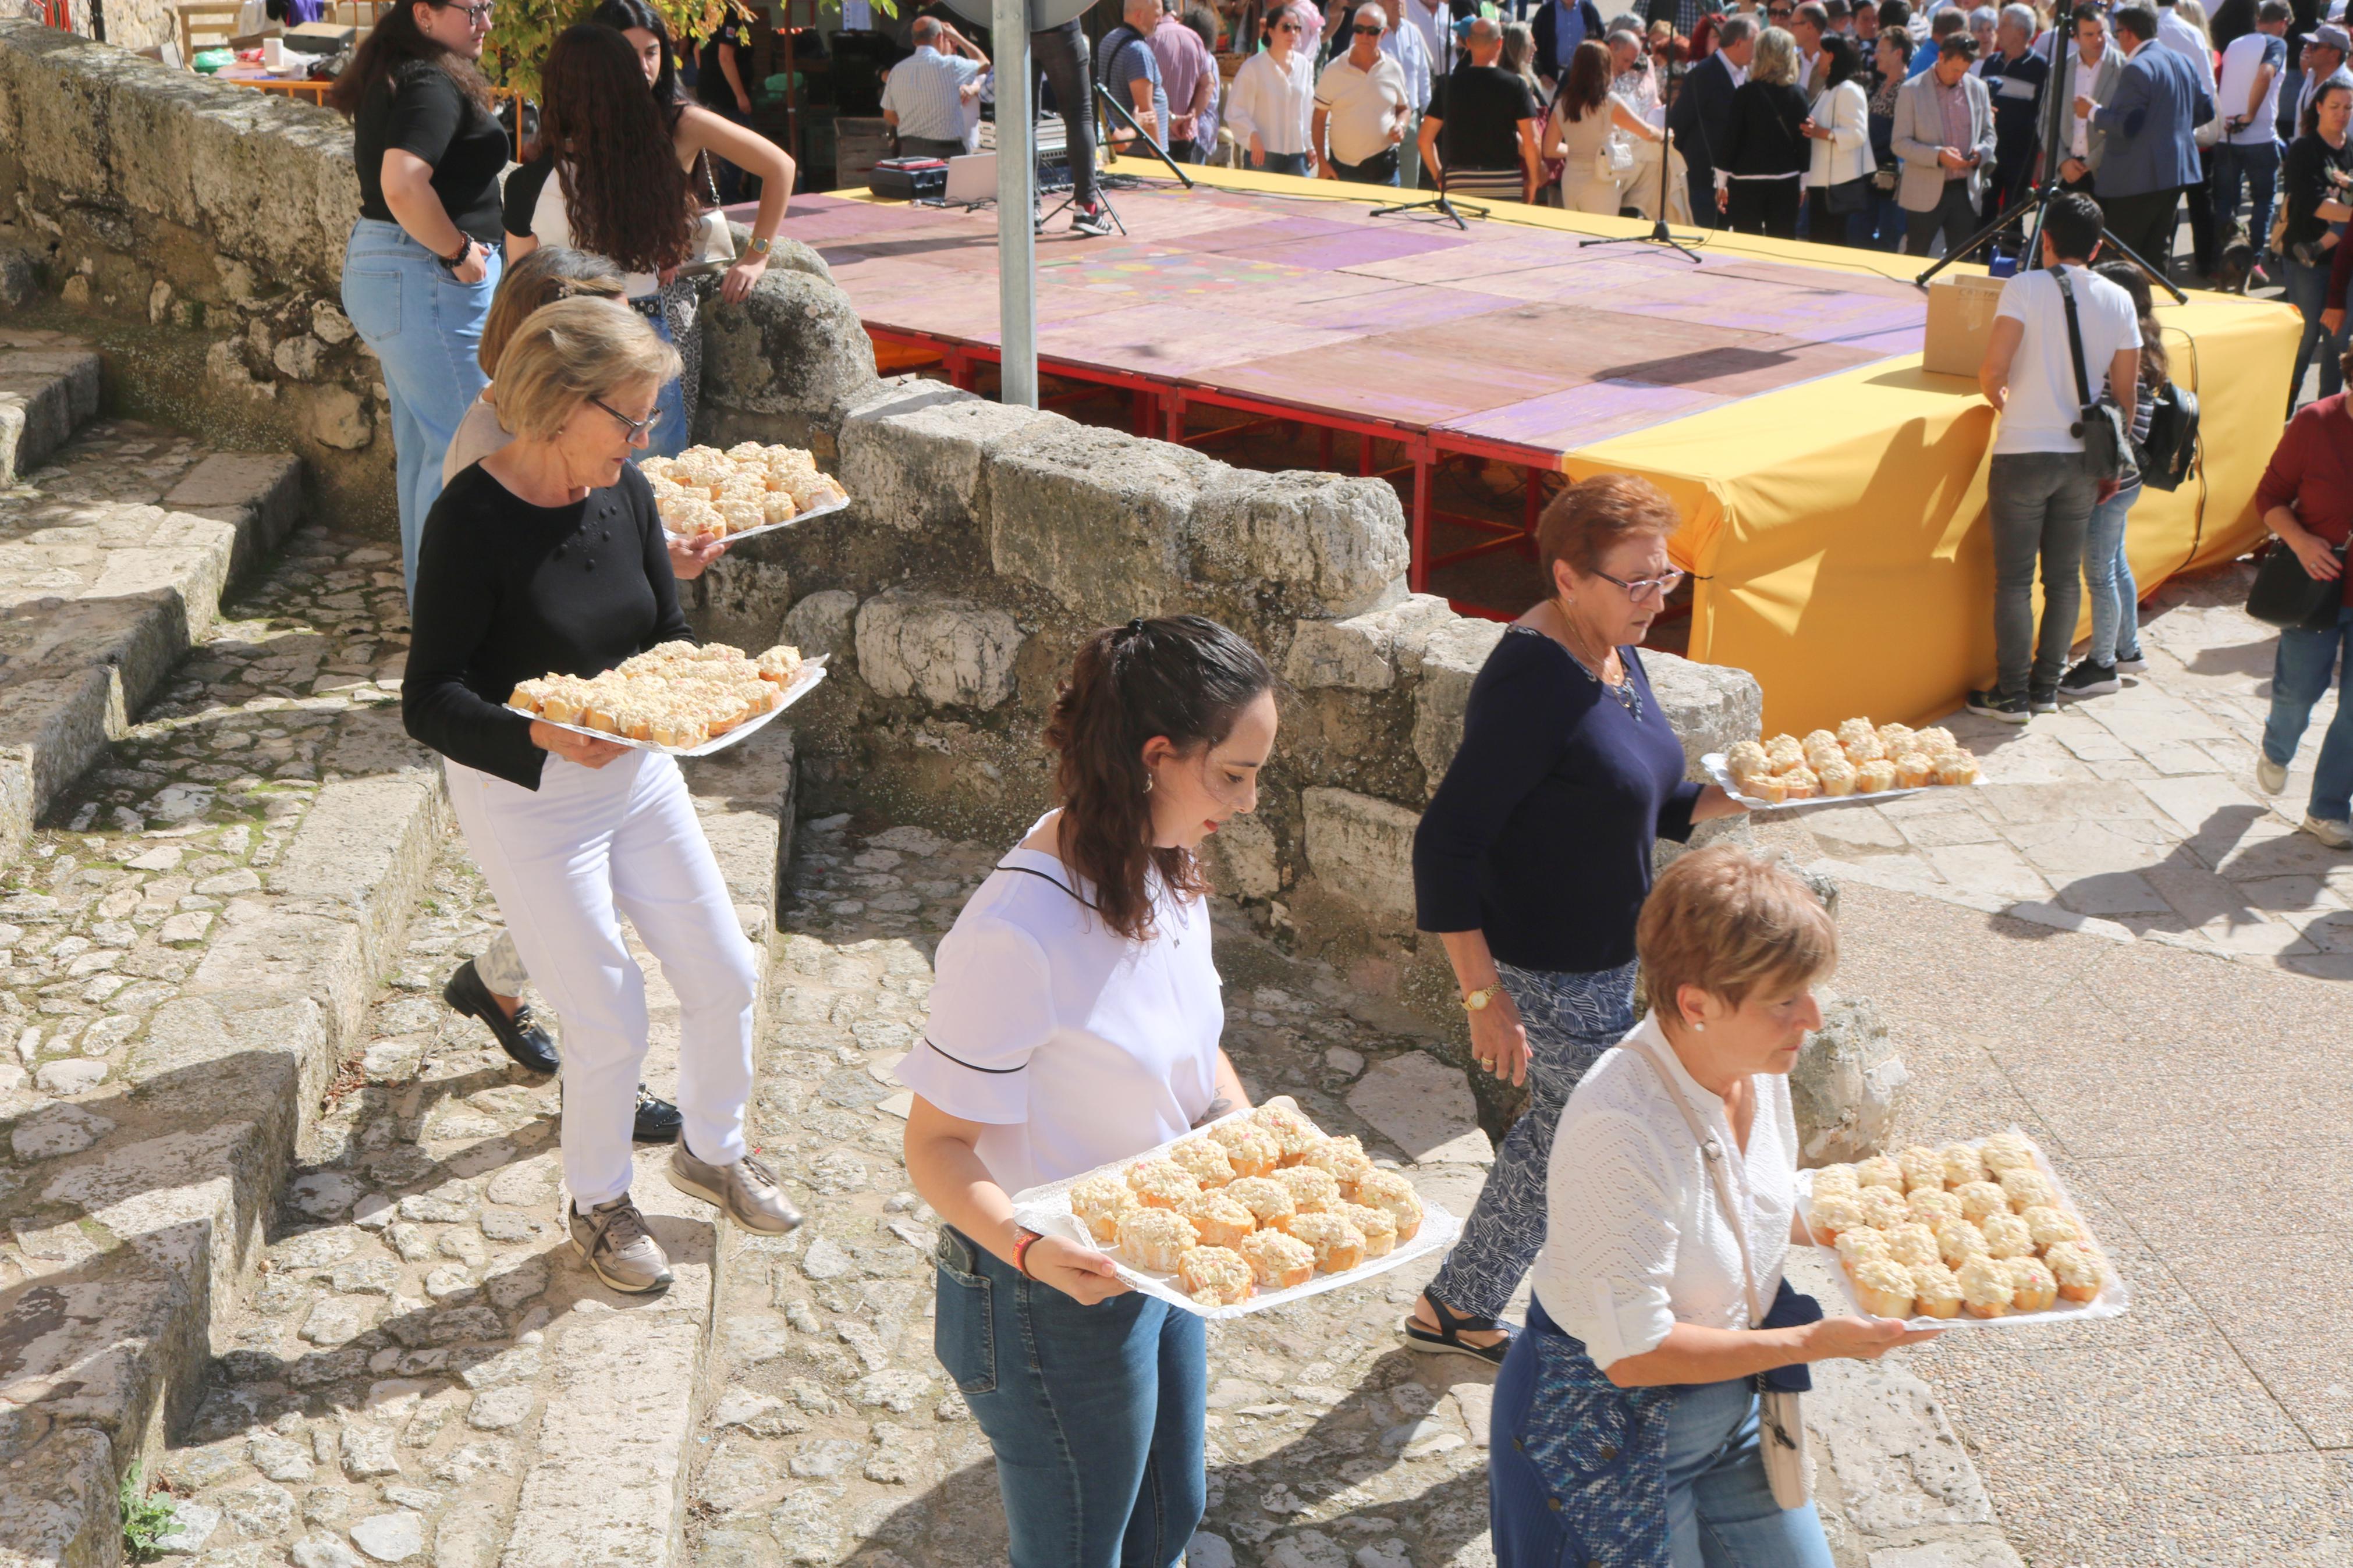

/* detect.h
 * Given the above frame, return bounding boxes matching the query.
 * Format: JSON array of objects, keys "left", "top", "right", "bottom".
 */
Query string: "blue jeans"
[
  {"left": 1490, "top": 1302, "right": 1837, "bottom": 1567},
  {"left": 637, "top": 303, "right": 691, "bottom": 460},
  {"left": 2285, "top": 250, "right": 2350, "bottom": 408},
  {"left": 2082, "top": 479, "right": 2145, "bottom": 666},
  {"left": 1426, "top": 958, "right": 1638, "bottom": 1320},
  {"left": 2212, "top": 138, "right": 2281, "bottom": 258},
  {"left": 932, "top": 1227, "right": 1206, "bottom": 1568},
  {"left": 1988, "top": 450, "right": 2098, "bottom": 695},
  {"left": 340, "top": 218, "right": 500, "bottom": 601},
  {"left": 1255, "top": 151, "right": 1312, "bottom": 176},
  {"left": 2262, "top": 603, "right": 2353, "bottom": 824}
]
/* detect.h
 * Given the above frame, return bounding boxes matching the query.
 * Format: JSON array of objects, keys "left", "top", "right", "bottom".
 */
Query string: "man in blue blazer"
[
  {"left": 1667, "top": 14, "right": 1757, "bottom": 227},
  {"left": 2079, "top": 1, "right": 2215, "bottom": 271}
]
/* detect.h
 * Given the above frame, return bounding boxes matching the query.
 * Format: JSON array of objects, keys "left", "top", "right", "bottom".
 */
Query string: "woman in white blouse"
[
  {"left": 1226, "top": 1, "right": 1320, "bottom": 174},
  {"left": 1800, "top": 34, "right": 1872, "bottom": 236},
  {"left": 899, "top": 616, "right": 1276, "bottom": 1568},
  {"left": 1488, "top": 847, "right": 1941, "bottom": 1566}
]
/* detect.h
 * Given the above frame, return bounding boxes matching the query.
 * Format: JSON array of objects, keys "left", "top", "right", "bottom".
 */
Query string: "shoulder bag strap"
[
  {"left": 2050, "top": 265, "right": 2098, "bottom": 419},
  {"left": 1624, "top": 1036, "right": 1768, "bottom": 1331}
]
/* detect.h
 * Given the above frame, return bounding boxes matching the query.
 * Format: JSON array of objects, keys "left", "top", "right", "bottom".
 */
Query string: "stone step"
[
  {"left": 0, "top": 330, "right": 100, "bottom": 488},
  {"left": 0, "top": 521, "right": 427, "bottom": 1568},
  {"left": 0, "top": 416, "right": 301, "bottom": 876},
  {"left": 132, "top": 726, "right": 797, "bottom": 1568}
]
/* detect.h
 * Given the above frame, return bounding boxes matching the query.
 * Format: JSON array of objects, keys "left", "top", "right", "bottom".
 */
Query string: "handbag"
[
  {"left": 2054, "top": 266, "right": 2132, "bottom": 483},
  {"left": 1596, "top": 129, "right": 1637, "bottom": 182},
  {"left": 1812, "top": 89, "right": 1869, "bottom": 214},
  {"left": 2246, "top": 533, "right": 2350, "bottom": 631},
  {"left": 688, "top": 148, "right": 737, "bottom": 269},
  {"left": 2134, "top": 378, "right": 2200, "bottom": 493},
  {"left": 1625, "top": 1035, "right": 1812, "bottom": 1509}
]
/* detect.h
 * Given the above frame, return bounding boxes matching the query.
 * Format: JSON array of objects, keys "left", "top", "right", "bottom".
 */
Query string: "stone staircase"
[{"left": 0, "top": 333, "right": 796, "bottom": 1568}]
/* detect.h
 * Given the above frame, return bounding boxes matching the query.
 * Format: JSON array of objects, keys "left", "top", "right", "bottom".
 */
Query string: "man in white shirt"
[
  {"left": 2056, "top": 5, "right": 2120, "bottom": 191},
  {"left": 879, "top": 16, "right": 990, "bottom": 158},
  {"left": 1403, "top": 0, "right": 1451, "bottom": 76},
  {"left": 1971, "top": 192, "right": 2142, "bottom": 721},
  {"left": 1316, "top": 3, "right": 1414, "bottom": 182},
  {"left": 2217, "top": 0, "right": 2291, "bottom": 265}
]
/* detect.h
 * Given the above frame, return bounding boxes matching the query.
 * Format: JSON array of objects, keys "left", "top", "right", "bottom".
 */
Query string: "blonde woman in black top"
[
  {"left": 1719, "top": 26, "right": 1814, "bottom": 236},
  {"left": 402, "top": 301, "right": 799, "bottom": 1296}
]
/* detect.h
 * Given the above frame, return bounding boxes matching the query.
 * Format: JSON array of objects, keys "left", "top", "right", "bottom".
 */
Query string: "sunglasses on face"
[{"left": 1353, "top": 22, "right": 1383, "bottom": 33}]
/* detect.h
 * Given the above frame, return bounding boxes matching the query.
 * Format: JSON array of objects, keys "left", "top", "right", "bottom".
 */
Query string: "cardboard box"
[{"left": 1922, "top": 272, "right": 2008, "bottom": 378}]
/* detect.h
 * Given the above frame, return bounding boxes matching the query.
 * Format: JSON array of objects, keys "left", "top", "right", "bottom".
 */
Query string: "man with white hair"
[
  {"left": 1316, "top": 2, "right": 1414, "bottom": 182},
  {"left": 1096, "top": 0, "right": 1172, "bottom": 151},
  {"left": 1978, "top": 2, "right": 2049, "bottom": 212},
  {"left": 1418, "top": 15, "right": 1543, "bottom": 200},
  {"left": 1669, "top": 12, "right": 1755, "bottom": 223},
  {"left": 879, "top": 15, "right": 991, "bottom": 159}
]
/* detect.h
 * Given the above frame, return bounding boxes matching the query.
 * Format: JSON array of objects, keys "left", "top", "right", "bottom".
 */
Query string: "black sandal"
[{"left": 1399, "top": 1298, "right": 1517, "bottom": 1367}]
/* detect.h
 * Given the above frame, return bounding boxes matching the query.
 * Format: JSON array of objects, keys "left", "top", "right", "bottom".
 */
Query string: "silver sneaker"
[
  {"left": 569, "top": 1194, "right": 673, "bottom": 1294},
  {"left": 667, "top": 1146, "right": 803, "bottom": 1235},
  {"left": 2258, "top": 756, "right": 2289, "bottom": 795},
  {"left": 2303, "top": 813, "right": 2353, "bottom": 850}
]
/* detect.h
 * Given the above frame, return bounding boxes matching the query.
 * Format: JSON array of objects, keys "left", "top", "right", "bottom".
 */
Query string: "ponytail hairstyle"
[
  {"left": 328, "top": 0, "right": 493, "bottom": 119},
  {"left": 2092, "top": 258, "right": 2167, "bottom": 387},
  {"left": 1042, "top": 616, "right": 1275, "bottom": 942},
  {"left": 537, "top": 24, "right": 698, "bottom": 276}
]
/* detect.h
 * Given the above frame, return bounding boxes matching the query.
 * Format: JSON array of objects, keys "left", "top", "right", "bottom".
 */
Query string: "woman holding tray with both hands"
[
  {"left": 403, "top": 299, "right": 800, "bottom": 1297},
  {"left": 900, "top": 616, "right": 1276, "bottom": 1568}
]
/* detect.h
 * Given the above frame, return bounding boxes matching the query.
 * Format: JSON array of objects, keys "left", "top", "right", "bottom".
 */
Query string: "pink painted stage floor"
[{"left": 783, "top": 182, "right": 1932, "bottom": 457}]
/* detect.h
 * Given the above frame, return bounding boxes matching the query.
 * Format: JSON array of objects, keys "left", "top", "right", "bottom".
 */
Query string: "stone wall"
[
  {"left": 0, "top": 19, "right": 391, "bottom": 521},
  {"left": 684, "top": 286, "right": 1766, "bottom": 1127}
]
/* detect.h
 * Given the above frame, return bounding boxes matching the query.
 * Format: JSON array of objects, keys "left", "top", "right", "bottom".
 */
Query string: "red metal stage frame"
[{"left": 865, "top": 325, "right": 1557, "bottom": 621}]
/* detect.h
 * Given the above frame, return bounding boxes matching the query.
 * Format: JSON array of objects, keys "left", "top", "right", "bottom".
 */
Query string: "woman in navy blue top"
[{"left": 1403, "top": 473, "right": 1747, "bottom": 1364}]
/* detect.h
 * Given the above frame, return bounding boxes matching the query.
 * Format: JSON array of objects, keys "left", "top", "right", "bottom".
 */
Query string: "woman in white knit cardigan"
[{"left": 1801, "top": 33, "right": 1873, "bottom": 236}]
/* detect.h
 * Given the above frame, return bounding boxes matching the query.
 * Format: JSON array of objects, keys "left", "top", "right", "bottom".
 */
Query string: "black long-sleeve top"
[
  {"left": 1411, "top": 627, "right": 1702, "bottom": 974},
  {"left": 402, "top": 461, "right": 691, "bottom": 789},
  {"left": 2283, "top": 131, "right": 2353, "bottom": 251},
  {"left": 1719, "top": 80, "right": 1813, "bottom": 179}
]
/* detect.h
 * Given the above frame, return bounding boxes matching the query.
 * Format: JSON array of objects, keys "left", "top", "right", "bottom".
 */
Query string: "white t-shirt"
[
  {"left": 1991, "top": 265, "right": 2142, "bottom": 456},
  {"left": 1315, "top": 54, "right": 1412, "bottom": 166},
  {"left": 2218, "top": 31, "right": 2286, "bottom": 145},
  {"left": 1532, "top": 1015, "right": 1800, "bottom": 1370},
  {"left": 895, "top": 814, "right": 1226, "bottom": 1197}
]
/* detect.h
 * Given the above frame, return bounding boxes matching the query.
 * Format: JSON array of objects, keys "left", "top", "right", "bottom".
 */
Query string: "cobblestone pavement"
[
  {"left": 1805, "top": 564, "right": 2353, "bottom": 979},
  {"left": 684, "top": 819, "right": 1509, "bottom": 1568},
  {"left": 0, "top": 511, "right": 403, "bottom": 1150}
]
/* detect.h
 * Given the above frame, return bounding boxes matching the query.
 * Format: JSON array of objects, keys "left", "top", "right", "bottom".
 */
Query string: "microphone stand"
[
  {"left": 1911, "top": 0, "right": 2186, "bottom": 299},
  {"left": 1372, "top": 58, "right": 1489, "bottom": 229},
  {"left": 1096, "top": 79, "right": 1196, "bottom": 187},
  {"left": 1580, "top": 47, "right": 1702, "bottom": 261}
]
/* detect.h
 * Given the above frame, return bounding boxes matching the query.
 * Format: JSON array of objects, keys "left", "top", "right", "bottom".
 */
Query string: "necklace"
[{"left": 1532, "top": 611, "right": 1643, "bottom": 721}]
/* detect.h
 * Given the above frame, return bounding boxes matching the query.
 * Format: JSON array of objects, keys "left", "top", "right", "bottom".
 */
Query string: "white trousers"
[{"left": 444, "top": 749, "right": 758, "bottom": 1208}]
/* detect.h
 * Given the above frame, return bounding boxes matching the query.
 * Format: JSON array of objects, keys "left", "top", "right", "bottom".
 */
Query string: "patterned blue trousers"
[{"left": 1427, "top": 958, "right": 1640, "bottom": 1320}]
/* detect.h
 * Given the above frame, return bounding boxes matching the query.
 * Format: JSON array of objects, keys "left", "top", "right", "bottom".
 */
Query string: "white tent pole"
[{"left": 992, "top": 0, "right": 1038, "bottom": 407}]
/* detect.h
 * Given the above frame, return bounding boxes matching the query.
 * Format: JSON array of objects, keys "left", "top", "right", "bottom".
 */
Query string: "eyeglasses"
[
  {"left": 1766, "top": 8, "right": 1793, "bottom": 18},
  {"left": 438, "top": 0, "right": 493, "bottom": 22},
  {"left": 1353, "top": 22, "right": 1384, "bottom": 33},
  {"left": 1275, "top": 20, "right": 1301, "bottom": 31},
  {"left": 1592, "top": 567, "right": 1691, "bottom": 603},
  {"left": 592, "top": 397, "right": 656, "bottom": 442}
]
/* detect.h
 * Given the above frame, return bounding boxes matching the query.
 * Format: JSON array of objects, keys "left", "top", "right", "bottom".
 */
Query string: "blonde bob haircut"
[
  {"left": 1635, "top": 844, "right": 1836, "bottom": 1023},
  {"left": 490, "top": 297, "right": 680, "bottom": 443},
  {"left": 1749, "top": 25, "right": 1801, "bottom": 86}
]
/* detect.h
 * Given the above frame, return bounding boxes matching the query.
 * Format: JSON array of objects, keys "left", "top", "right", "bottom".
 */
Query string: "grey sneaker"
[
  {"left": 2303, "top": 813, "right": 2353, "bottom": 849},
  {"left": 668, "top": 1146, "right": 803, "bottom": 1235},
  {"left": 569, "top": 1195, "right": 673, "bottom": 1294},
  {"left": 2258, "top": 756, "right": 2289, "bottom": 794}
]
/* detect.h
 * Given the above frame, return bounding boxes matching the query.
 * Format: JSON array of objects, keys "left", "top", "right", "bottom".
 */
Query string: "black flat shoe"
[
  {"left": 443, "top": 959, "right": 560, "bottom": 1076},
  {"left": 633, "top": 1084, "right": 683, "bottom": 1144}
]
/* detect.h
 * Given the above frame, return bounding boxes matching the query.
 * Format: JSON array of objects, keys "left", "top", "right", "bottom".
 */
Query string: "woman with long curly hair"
[
  {"left": 584, "top": 0, "right": 799, "bottom": 445},
  {"left": 328, "top": 0, "right": 507, "bottom": 599},
  {"left": 898, "top": 616, "right": 1275, "bottom": 1567}
]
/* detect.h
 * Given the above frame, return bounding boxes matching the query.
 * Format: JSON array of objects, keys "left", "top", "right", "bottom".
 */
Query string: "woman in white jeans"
[{"left": 403, "top": 299, "right": 798, "bottom": 1294}]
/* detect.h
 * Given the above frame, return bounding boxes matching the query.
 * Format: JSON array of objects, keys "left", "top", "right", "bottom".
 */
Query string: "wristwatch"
[
  {"left": 746, "top": 236, "right": 773, "bottom": 258},
  {"left": 1461, "top": 984, "right": 1500, "bottom": 1013}
]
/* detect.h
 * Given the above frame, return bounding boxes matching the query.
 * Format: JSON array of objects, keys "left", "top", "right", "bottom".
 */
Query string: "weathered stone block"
[
  {"left": 836, "top": 382, "right": 1058, "bottom": 534},
  {"left": 1301, "top": 787, "right": 1421, "bottom": 930},
  {"left": 1199, "top": 810, "right": 1280, "bottom": 900},
  {"left": 1789, "top": 993, "right": 1908, "bottom": 1165},
  {"left": 1284, "top": 593, "right": 1459, "bottom": 693},
  {"left": 853, "top": 589, "right": 1023, "bottom": 708},
  {"left": 782, "top": 589, "right": 860, "bottom": 670},
  {"left": 1400, "top": 613, "right": 1507, "bottom": 790},
  {"left": 1191, "top": 470, "right": 1410, "bottom": 618},
  {"left": 986, "top": 422, "right": 1215, "bottom": 624},
  {"left": 1645, "top": 648, "right": 1765, "bottom": 774},
  {"left": 698, "top": 270, "right": 883, "bottom": 432}
]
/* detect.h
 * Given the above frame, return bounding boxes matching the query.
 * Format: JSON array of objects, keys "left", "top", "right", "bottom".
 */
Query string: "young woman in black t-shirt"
[{"left": 327, "top": 0, "right": 509, "bottom": 601}]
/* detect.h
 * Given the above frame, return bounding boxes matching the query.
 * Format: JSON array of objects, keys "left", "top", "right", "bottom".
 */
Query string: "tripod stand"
[
  {"left": 1580, "top": 49, "right": 1702, "bottom": 262},
  {"left": 1372, "top": 62, "right": 1490, "bottom": 229},
  {"left": 1912, "top": 0, "right": 2187, "bottom": 301}
]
